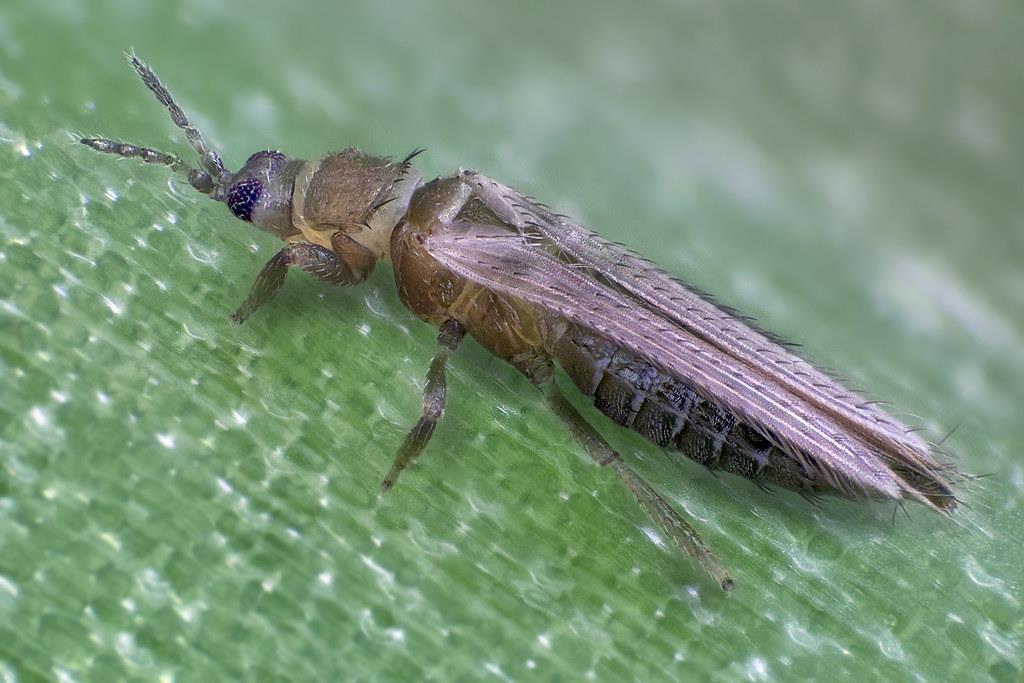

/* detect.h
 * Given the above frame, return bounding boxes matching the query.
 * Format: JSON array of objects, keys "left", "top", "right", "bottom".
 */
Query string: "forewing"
[
  {"left": 462, "top": 173, "right": 954, "bottom": 508},
  {"left": 426, "top": 222, "right": 926, "bottom": 503}
]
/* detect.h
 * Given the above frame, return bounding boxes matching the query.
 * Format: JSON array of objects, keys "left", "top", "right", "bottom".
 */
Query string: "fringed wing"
[
  {"left": 427, "top": 218, "right": 955, "bottom": 509},
  {"left": 460, "top": 174, "right": 956, "bottom": 509}
]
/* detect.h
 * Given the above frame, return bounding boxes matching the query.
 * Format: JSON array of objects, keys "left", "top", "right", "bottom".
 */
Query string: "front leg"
[{"left": 231, "top": 235, "right": 374, "bottom": 324}]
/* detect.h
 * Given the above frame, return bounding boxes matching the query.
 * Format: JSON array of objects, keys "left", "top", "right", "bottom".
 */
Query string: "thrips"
[{"left": 81, "top": 53, "right": 960, "bottom": 591}]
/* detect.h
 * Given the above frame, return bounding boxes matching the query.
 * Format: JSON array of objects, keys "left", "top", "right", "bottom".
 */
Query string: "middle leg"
[{"left": 380, "top": 319, "right": 466, "bottom": 492}]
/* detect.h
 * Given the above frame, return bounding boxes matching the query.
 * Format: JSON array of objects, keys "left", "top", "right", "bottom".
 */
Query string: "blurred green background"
[{"left": 1, "top": 1, "right": 1021, "bottom": 681}]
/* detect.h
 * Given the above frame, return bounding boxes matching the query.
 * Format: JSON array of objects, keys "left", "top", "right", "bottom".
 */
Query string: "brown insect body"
[
  {"left": 393, "top": 175, "right": 826, "bottom": 495},
  {"left": 80, "top": 54, "right": 959, "bottom": 591}
]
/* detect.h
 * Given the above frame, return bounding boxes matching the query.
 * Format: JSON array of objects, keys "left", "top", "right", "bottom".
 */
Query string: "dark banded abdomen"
[{"left": 553, "top": 324, "right": 827, "bottom": 494}]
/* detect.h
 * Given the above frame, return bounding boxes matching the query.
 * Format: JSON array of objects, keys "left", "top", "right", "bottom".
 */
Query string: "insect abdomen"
[{"left": 553, "top": 326, "right": 823, "bottom": 493}]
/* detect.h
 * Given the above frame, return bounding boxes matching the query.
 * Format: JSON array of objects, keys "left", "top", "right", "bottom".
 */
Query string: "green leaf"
[{"left": 1, "top": 1, "right": 1020, "bottom": 681}]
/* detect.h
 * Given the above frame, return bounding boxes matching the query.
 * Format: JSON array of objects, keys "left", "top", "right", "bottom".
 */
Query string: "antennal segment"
[
  {"left": 79, "top": 137, "right": 216, "bottom": 194},
  {"left": 125, "top": 50, "right": 226, "bottom": 183}
]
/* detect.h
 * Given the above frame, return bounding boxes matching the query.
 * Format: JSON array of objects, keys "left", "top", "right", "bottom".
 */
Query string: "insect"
[{"left": 81, "top": 53, "right": 959, "bottom": 591}]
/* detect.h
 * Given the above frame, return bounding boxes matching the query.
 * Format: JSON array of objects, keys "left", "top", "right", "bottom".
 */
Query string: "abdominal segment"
[{"left": 553, "top": 324, "right": 834, "bottom": 496}]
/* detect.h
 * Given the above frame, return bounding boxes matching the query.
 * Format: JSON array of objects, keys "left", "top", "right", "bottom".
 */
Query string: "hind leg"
[{"left": 537, "top": 377, "right": 734, "bottom": 592}]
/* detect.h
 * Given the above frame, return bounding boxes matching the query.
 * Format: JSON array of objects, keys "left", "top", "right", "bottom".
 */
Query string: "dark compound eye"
[{"left": 227, "top": 177, "right": 263, "bottom": 222}]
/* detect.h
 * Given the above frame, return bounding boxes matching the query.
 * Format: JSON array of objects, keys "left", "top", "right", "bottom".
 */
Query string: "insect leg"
[
  {"left": 381, "top": 320, "right": 466, "bottom": 492},
  {"left": 538, "top": 378, "right": 735, "bottom": 592},
  {"left": 231, "top": 242, "right": 360, "bottom": 323}
]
